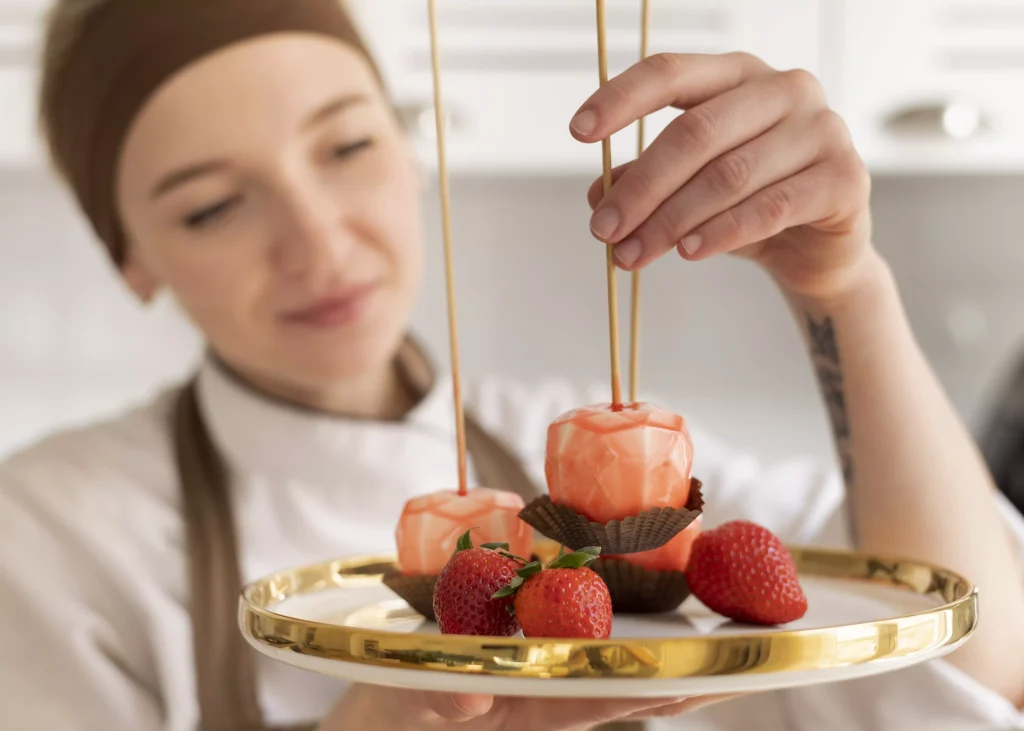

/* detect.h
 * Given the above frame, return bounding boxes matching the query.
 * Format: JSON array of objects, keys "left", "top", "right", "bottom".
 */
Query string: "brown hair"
[
  {"left": 38, "top": 0, "right": 107, "bottom": 183},
  {"left": 37, "top": 0, "right": 383, "bottom": 267}
]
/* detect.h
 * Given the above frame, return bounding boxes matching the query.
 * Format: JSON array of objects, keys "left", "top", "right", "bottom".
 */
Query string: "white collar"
[{"left": 194, "top": 356, "right": 457, "bottom": 484}]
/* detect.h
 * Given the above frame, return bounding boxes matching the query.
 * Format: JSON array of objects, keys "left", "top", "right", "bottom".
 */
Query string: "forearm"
[{"left": 784, "top": 250, "right": 1024, "bottom": 706}]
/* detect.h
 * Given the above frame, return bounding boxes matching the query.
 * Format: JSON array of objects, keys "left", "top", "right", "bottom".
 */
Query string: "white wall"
[
  {"left": 0, "top": 170, "right": 201, "bottom": 454},
  {"left": 2, "top": 169, "right": 1023, "bottom": 466},
  {"left": 413, "top": 173, "right": 1024, "bottom": 463}
]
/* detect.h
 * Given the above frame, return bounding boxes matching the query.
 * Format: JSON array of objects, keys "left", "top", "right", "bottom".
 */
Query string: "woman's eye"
[
  {"left": 331, "top": 138, "right": 374, "bottom": 160},
  {"left": 183, "top": 196, "right": 241, "bottom": 229}
]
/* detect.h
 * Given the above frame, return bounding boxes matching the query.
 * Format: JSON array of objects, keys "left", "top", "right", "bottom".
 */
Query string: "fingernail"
[
  {"left": 614, "top": 238, "right": 642, "bottom": 267},
  {"left": 570, "top": 109, "right": 598, "bottom": 135},
  {"left": 590, "top": 206, "right": 621, "bottom": 240},
  {"left": 680, "top": 234, "right": 702, "bottom": 256}
]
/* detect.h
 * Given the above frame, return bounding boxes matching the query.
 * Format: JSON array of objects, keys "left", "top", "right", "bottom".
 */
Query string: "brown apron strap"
[
  {"left": 175, "top": 382, "right": 272, "bottom": 731},
  {"left": 175, "top": 337, "right": 641, "bottom": 731}
]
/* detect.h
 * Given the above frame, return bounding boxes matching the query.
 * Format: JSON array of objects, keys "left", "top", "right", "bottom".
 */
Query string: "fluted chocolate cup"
[
  {"left": 591, "top": 557, "right": 691, "bottom": 614},
  {"left": 518, "top": 478, "right": 704, "bottom": 555},
  {"left": 381, "top": 570, "right": 438, "bottom": 621}
]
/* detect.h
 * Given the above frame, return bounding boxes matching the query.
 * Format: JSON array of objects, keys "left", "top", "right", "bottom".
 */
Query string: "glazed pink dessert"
[
  {"left": 545, "top": 403, "right": 694, "bottom": 524},
  {"left": 611, "top": 517, "right": 703, "bottom": 573},
  {"left": 395, "top": 488, "right": 533, "bottom": 575}
]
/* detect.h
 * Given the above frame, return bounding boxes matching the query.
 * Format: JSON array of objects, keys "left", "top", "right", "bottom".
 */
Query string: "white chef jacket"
[{"left": 1, "top": 356, "right": 1023, "bottom": 731}]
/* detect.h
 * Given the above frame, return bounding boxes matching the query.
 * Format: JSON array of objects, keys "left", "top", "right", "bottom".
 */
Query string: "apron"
[{"left": 173, "top": 338, "right": 643, "bottom": 731}]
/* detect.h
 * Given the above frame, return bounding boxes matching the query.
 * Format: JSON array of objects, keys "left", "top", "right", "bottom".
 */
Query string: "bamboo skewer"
[
  {"left": 630, "top": 0, "right": 651, "bottom": 404},
  {"left": 427, "top": 0, "right": 468, "bottom": 496},
  {"left": 596, "top": 0, "right": 623, "bottom": 410}
]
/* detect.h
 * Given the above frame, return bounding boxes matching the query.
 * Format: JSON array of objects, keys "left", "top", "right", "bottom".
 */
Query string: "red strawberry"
[
  {"left": 494, "top": 547, "right": 612, "bottom": 639},
  {"left": 686, "top": 520, "right": 807, "bottom": 626},
  {"left": 433, "top": 530, "right": 526, "bottom": 636}
]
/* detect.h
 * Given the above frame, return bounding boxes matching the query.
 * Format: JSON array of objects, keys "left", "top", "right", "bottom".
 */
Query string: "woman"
[{"left": 2, "top": 0, "right": 1023, "bottom": 729}]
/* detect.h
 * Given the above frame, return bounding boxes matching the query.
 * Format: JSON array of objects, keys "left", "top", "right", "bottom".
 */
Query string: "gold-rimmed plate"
[{"left": 239, "top": 546, "right": 977, "bottom": 697}]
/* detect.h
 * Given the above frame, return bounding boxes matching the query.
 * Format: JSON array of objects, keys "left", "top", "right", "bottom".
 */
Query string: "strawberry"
[
  {"left": 685, "top": 520, "right": 807, "bottom": 626},
  {"left": 494, "top": 547, "right": 613, "bottom": 639},
  {"left": 432, "top": 530, "right": 526, "bottom": 636}
]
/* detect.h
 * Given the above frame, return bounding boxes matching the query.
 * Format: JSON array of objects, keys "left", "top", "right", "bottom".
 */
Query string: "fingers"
[
  {"left": 587, "top": 161, "right": 633, "bottom": 210},
  {"left": 348, "top": 687, "right": 494, "bottom": 728},
  {"left": 589, "top": 71, "right": 826, "bottom": 249},
  {"left": 612, "top": 108, "right": 830, "bottom": 269},
  {"left": 509, "top": 696, "right": 687, "bottom": 729},
  {"left": 423, "top": 692, "right": 495, "bottom": 723},
  {"left": 676, "top": 156, "right": 860, "bottom": 262},
  {"left": 621, "top": 693, "right": 743, "bottom": 719},
  {"left": 570, "top": 52, "right": 772, "bottom": 141}
]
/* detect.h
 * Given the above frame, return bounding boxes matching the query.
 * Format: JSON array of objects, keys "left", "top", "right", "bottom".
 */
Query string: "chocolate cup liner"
[
  {"left": 591, "top": 557, "right": 691, "bottom": 614},
  {"left": 518, "top": 478, "right": 704, "bottom": 554},
  {"left": 381, "top": 569, "right": 437, "bottom": 621}
]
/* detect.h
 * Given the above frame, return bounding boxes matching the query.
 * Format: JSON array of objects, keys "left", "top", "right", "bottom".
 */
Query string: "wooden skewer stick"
[
  {"left": 630, "top": 0, "right": 651, "bottom": 404},
  {"left": 596, "top": 0, "right": 623, "bottom": 409},
  {"left": 427, "top": 0, "right": 469, "bottom": 496}
]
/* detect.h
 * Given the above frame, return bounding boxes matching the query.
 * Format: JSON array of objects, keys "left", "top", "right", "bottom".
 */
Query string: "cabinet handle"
[{"left": 883, "top": 101, "right": 989, "bottom": 140}]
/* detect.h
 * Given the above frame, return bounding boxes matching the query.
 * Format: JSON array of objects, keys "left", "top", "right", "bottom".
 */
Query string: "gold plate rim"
[{"left": 239, "top": 546, "right": 979, "bottom": 680}]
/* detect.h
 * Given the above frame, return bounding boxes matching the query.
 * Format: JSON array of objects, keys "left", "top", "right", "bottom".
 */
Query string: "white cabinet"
[
  {"left": 0, "top": 67, "right": 39, "bottom": 168},
  {"left": 349, "top": 0, "right": 821, "bottom": 175},
  {"left": 834, "top": 0, "right": 1024, "bottom": 173},
  {"left": 3, "top": 1, "right": 1024, "bottom": 175},
  {"left": 0, "top": 1, "right": 43, "bottom": 169},
  {"left": 351, "top": 0, "right": 1024, "bottom": 175},
  {"left": 0, "top": 0, "right": 44, "bottom": 168}
]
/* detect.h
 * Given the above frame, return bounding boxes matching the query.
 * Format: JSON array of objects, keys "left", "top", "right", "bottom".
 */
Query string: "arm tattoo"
[{"left": 807, "top": 314, "right": 854, "bottom": 485}]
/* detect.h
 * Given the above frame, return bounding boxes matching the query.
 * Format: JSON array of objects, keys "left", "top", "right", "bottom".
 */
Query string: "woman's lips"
[{"left": 281, "top": 283, "right": 378, "bottom": 328}]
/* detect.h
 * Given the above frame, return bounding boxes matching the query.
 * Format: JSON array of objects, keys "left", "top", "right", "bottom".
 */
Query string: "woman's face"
[{"left": 117, "top": 34, "right": 423, "bottom": 393}]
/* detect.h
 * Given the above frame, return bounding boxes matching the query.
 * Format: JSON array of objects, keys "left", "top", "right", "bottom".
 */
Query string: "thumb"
[{"left": 423, "top": 692, "right": 495, "bottom": 723}]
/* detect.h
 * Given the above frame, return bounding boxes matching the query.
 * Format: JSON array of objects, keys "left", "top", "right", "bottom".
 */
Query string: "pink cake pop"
[
  {"left": 545, "top": 402, "right": 694, "bottom": 524},
  {"left": 395, "top": 488, "right": 533, "bottom": 576}
]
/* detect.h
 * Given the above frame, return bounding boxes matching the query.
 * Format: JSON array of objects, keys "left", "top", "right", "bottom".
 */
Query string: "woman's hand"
[
  {"left": 323, "top": 684, "right": 732, "bottom": 730},
  {"left": 575, "top": 52, "right": 873, "bottom": 300}
]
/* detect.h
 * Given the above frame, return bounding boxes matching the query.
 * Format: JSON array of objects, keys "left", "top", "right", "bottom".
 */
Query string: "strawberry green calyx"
[
  {"left": 454, "top": 532, "right": 525, "bottom": 562},
  {"left": 498, "top": 551, "right": 528, "bottom": 563},
  {"left": 491, "top": 547, "right": 602, "bottom": 599},
  {"left": 491, "top": 564, "right": 535, "bottom": 598},
  {"left": 480, "top": 542, "right": 510, "bottom": 551},
  {"left": 549, "top": 546, "right": 600, "bottom": 569},
  {"left": 455, "top": 528, "right": 480, "bottom": 553},
  {"left": 480, "top": 541, "right": 527, "bottom": 563}
]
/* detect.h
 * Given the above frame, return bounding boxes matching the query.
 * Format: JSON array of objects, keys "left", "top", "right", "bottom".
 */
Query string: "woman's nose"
[{"left": 271, "top": 185, "right": 354, "bottom": 279}]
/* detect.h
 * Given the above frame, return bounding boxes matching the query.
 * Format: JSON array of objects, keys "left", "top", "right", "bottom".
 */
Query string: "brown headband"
[{"left": 42, "top": 0, "right": 380, "bottom": 267}]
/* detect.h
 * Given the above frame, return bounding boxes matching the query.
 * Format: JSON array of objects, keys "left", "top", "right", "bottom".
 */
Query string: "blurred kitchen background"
[{"left": 2, "top": 0, "right": 1024, "bottom": 468}]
